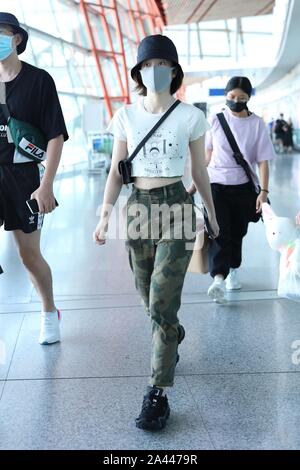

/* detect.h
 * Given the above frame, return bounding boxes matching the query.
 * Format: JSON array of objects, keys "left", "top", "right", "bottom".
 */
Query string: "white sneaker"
[
  {"left": 226, "top": 269, "right": 242, "bottom": 290},
  {"left": 207, "top": 277, "right": 226, "bottom": 303},
  {"left": 39, "top": 310, "right": 61, "bottom": 345}
]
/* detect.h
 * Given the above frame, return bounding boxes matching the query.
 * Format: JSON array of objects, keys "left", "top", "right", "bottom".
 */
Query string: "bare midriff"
[{"left": 133, "top": 176, "right": 182, "bottom": 190}]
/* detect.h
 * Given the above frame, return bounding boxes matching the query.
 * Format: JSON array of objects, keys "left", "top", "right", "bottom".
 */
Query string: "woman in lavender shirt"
[{"left": 204, "top": 76, "right": 275, "bottom": 302}]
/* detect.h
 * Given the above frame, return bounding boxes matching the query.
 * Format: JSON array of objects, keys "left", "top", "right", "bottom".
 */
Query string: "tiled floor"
[{"left": 0, "top": 152, "right": 300, "bottom": 449}]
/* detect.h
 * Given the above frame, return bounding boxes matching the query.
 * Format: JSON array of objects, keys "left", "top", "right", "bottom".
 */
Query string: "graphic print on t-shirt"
[
  {"left": 107, "top": 101, "right": 211, "bottom": 178},
  {"left": 135, "top": 127, "right": 184, "bottom": 177},
  {"left": 0, "top": 123, "right": 7, "bottom": 139}
]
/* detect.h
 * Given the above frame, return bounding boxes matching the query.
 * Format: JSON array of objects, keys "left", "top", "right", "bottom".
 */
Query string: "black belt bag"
[
  {"left": 217, "top": 112, "right": 270, "bottom": 223},
  {"left": 7, "top": 112, "right": 47, "bottom": 162},
  {"left": 118, "top": 99, "right": 181, "bottom": 185},
  {"left": 0, "top": 82, "right": 47, "bottom": 163}
]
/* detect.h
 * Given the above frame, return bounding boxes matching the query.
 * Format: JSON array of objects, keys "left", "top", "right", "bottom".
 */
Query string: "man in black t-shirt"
[{"left": 0, "top": 13, "right": 69, "bottom": 345}]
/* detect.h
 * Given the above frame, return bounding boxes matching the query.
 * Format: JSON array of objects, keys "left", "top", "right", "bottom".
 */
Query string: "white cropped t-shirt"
[{"left": 107, "top": 100, "right": 210, "bottom": 178}]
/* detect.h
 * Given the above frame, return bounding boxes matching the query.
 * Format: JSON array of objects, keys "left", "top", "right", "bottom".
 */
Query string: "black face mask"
[{"left": 226, "top": 99, "right": 248, "bottom": 112}]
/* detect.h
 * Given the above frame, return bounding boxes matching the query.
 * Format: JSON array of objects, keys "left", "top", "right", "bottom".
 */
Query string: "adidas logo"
[{"left": 29, "top": 216, "right": 35, "bottom": 224}]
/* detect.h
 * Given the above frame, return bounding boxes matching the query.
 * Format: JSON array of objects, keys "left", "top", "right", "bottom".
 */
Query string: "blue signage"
[{"left": 209, "top": 88, "right": 255, "bottom": 96}]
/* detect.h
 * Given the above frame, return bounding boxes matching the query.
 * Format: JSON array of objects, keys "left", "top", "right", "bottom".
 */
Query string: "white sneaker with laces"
[
  {"left": 39, "top": 310, "right": 61, "bottom": 345},
  {"left": 226, "top": 269, "right": 242, "bottom": 290},
  {"left": 207, "top": 277, "right": 226, "bottom": 303}
]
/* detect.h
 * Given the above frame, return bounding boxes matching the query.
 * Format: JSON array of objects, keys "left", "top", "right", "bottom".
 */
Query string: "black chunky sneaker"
[
  {"left": 176, "top": 324, "right": 185, "bottom": 364},
  {"left": 135, "top": 386, "right": 170, "bottom": 431}
]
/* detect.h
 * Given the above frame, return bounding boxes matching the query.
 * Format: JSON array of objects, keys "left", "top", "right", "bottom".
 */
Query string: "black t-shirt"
[{"left": 0, "top": 61, "right": 69, "bottom": 165}]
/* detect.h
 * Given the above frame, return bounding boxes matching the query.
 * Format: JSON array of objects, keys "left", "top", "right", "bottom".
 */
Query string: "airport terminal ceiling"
[{"left": 158, "top": 0, "right": 275, "bottom": 24}]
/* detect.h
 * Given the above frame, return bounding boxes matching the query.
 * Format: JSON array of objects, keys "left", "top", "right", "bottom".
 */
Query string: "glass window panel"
[
  {"left": 53, "top": 0, "right": 90, "bottom": 47},
  {"left": 198, "top": 20, "right": 228, "bottom": 30},
  {"left": 21, "top": 0, "right": 60, "bottom": 36},
  {"left": 102, "top": 59, "right": 122, "bottom": 97},
  {"left": 197, "top": 31, "right": 230, "bottom": 56},
  {"left": 241, "top": 16, "right": 273, "bottom": 33},
  {"left": 87, "top": 11, "right": 109, "bottom": 51},
  {"left": 241, "top": 33, "right": 273, "bottom": 59},
  {"left": 58, "top": 94, "right": 87, "bottom": 167},
  {"left": 4, "top": 0, "right": 26, "bottom": 21}
]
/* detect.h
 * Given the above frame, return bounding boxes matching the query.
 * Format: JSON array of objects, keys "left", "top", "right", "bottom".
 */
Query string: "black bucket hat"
[
  {"left": 131, "top": 34, "right": 182, "bottom": 79},
  {"left": 0, "top": 12, "right": 28, "bottom": 54},
  {"left": 225, "top": 76, "right": 253, "bottom": 98}
]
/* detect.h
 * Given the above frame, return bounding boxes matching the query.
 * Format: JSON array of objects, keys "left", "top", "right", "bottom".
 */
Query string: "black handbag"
[
  {"left": 217, "top": 112, "right": 270, "bottom": 223},
  {"left": 118, "top": 99, "right": 181, "bottom": 185}
]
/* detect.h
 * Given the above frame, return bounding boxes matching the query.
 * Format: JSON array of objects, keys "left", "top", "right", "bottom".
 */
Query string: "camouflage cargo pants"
[{"left": 125, "top": 181, "right": 196, "bottom": 387}]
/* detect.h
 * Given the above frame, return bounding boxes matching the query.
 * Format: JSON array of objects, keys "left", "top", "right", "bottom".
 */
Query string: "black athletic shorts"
[{"left": 0, "top": 162, "right": 44, "bottom": 233}]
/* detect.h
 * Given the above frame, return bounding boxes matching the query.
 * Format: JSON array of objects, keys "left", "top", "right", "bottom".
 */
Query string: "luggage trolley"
[{"left": 87, "top": 131, "right": 113, "bottom": 174}]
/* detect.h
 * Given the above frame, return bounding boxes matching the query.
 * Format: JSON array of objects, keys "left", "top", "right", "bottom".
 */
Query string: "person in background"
[
  {"left": 204, "top": 76, "right": 276, "bottom": 303},
  {"left": 282, "top": 118, "right": 294, "bottom": 153},
  {"left": 268, "top": 117, "right": 274, "bottom": 142},
  {"left": 296, "top": 212, "right": 300, "bottom": 226},
  {"left": 274, "top": 113, "right": 287, "bottom": 153}
]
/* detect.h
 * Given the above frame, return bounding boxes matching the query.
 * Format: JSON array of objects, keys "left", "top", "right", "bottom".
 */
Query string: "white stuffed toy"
[{"left": 262, "top": 203, "right": 300, "bottom": 301}]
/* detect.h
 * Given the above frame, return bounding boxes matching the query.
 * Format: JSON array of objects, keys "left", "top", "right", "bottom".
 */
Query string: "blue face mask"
[
  {"left": 140, "top": 65, "right": 173, "bottom": 93},
  {"left": 0, "top": 34, "right": 14, "bottom": 61}
]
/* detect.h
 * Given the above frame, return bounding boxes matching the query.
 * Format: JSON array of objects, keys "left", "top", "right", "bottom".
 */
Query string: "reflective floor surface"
[{"left": 0, "top": 152, "right": 300, "bottom": 449}]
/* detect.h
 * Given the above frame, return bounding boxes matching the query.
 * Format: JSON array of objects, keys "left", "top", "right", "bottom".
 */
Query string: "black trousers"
[{"left": 209, "top": 182, "right": 254, "bottom": 279}]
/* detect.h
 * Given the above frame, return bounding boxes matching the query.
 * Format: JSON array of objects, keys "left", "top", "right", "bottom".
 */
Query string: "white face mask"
[{"left": 140, "top": 65, "right": 173, "bottom": 93}]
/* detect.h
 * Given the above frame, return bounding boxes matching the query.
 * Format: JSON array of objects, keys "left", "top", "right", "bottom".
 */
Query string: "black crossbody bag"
[
  {"left": 118, "top": 99, "right": 181, "bottom": 185},
  {"left": 217, "top": 112, "right": 270, "bottom": 223}
]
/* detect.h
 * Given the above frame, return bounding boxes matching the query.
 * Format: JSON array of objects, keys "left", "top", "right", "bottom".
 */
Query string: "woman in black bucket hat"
[
  {"left": 94, "top": 34, "right": 219, "bottom": 431},
  {"left": 130, "top": 34, "right": 184, "bottom": 92}
]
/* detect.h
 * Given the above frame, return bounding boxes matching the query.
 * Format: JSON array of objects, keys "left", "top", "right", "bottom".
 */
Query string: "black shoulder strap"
[
  {"left": 127, "top": 99, "right": 181, "bottom": 163},
  {"left": 0, "top": 81, "right": 11, "bottom": 122},
  {"left": 216, "top": 112, "right": 255, "bottom": 188},
  {"left": 0, "top": 104, "right": 10, "bottom": 121},
  {"left": 216, "top": 112, "right": 241, "bottom": 154}
]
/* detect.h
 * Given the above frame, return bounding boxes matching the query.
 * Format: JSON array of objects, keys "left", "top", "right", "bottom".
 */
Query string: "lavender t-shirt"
[{"left": 205, "top": 107, "right": 275, "bottom": 188}]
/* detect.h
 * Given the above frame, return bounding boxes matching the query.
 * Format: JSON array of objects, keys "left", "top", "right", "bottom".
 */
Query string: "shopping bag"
[
  {"left": 188, "top": 203, "right": 210, "bottom": 274},
  {"left": 278, "top": 240, "right": 300, "bottom": 301},
  {"left": 188, "top": 229, "right": 209, "bottom": 274},
  {"left": 262, "top": 203, "right": 300, "bottom": 301}
]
